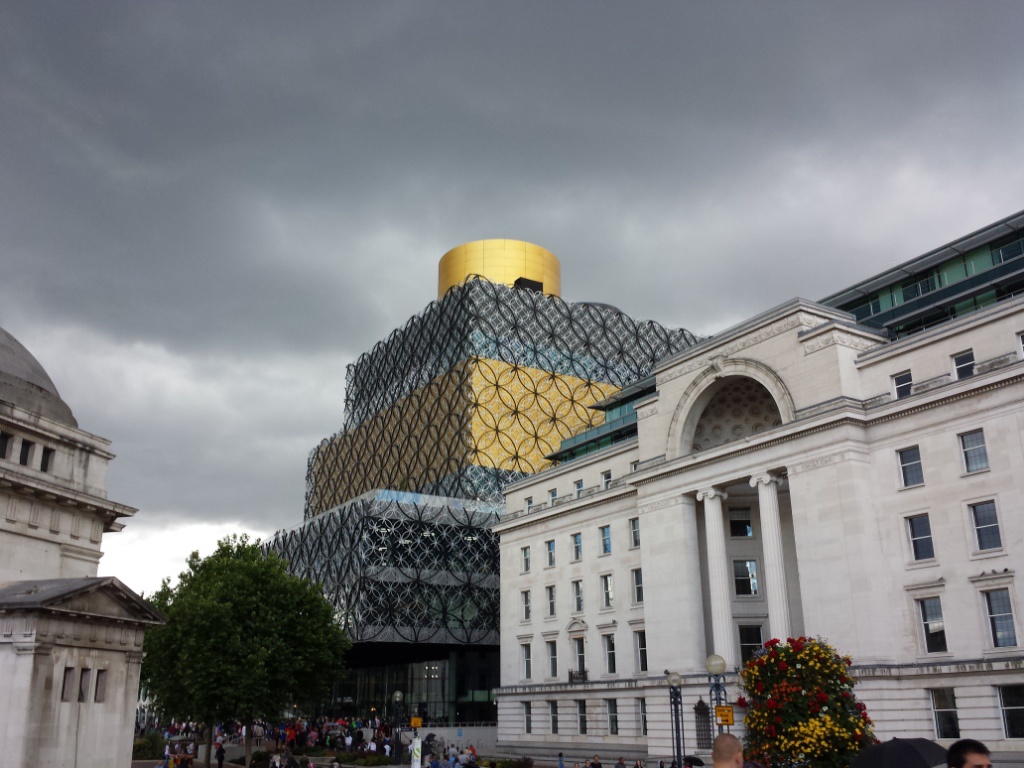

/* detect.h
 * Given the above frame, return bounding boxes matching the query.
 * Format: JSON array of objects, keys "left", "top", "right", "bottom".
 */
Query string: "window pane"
[
  {"left": 961, "top": 430, "right": 990, "bottom": 472},
  {"left": 919, "top": 597, "right": 947, "bottom": 653},
  {"left": 973, "top": 501, "right": 1002, "bottom": 550},
  {"left": 899, "top": 447, "right": 924, "bottom": 486},
  {"left": 908, "top": 514, "right": 934, "bottom": 560},
  {"left": 1003, "top": 686, "right": 1024, "bottom": 738},
  {"left": 935, "top": 710, "right": 960, "bottom": 739},
  {"left": 987, "top": 589, "right": 1017, "bottom": 647}
]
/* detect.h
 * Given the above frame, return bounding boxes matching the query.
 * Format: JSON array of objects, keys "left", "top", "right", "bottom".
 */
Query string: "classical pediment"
[{"left": 0, "top": 576, "right": 163, "bottom": 626}]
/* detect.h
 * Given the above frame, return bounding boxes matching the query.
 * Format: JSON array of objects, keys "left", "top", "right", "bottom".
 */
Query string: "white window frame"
[
  {"left": 930, "top": 688, "right": 961, "bottom": 739},
  {"left": 548, "top": 488, "right": 558, "bottom": 505},
  {"left": 546, "top": 585, "right": 556, "bottom": 618},
  {"left": 602, "top": 470, "right": 612, "bottom": 490},
  {"left": 572, "top": 580, "right": 583, "bottom": 613},
  {"left": 953, "top": 349, "right": 975, "bottom": 380},
  {"left": 572, "top": 637, "right": 586, "bottom": 674},
  {"left": 601, "top": 573, "right": 614, "bottom": 608},
  {"left": 1000, "top": 685, "right": 1024, "bottom": 738},
  {"left": 916, "top": 595, "right": 948, "bottom": 654},
  {"left": 521, "top": 546, "right": 531, "bottom": 573},
  {"left": 549, "top": 701, "right": 558, "bottom": 734},
  {"left": 524, "top": 701, "right": 532, "bottom": 734},
  {"left": 606, "top": 698, "right": 619, "bottom": 736},
  {"left": 522, "top": 643, "right": 532, "bottom": 680},
  {"left": 637, "top": 697, "right": 648, "bottom": 736},
  {"left": 576, "top": 699, "right": 587, "bottom": 735},
  {"left": 729, "top": 508, "right": 754, "bottom": 538},
  {"left": 966, "top": 497, "right": 1003, "bottom": 556},
  {"left": 524, "top": 496, "right": 533, "bottom": 513},
  {"left": 983, "top": 586, "right": 1019, "bottom": 650},
  {"left": 599, "top": 525, "right": 612, "bottom": 555},
  {"left": 893, "top": 370, "right": 913, "bottom": 399},
  {"left": 959, "top": 429, "right": 990, "bottom": 474},
  {"left": 629, "top": 517, "right": 640, "bottom": 548},
  {"left": 738, "top": 623, "right": 765, "bottom": 664},
  {"left": 632, "top": 568, "right": 644, "bottom": 604},
  {"left": 521, "top": 590, "right": 532, "bottom": 622},
  {"left": 545, "top": 539, "right": 555, "bottom": 567},
  {"left": 574, "top": 479, "right": 584, "bottom": 498},
  {"left": 547, "top": 640, "right": 558, "bottom": 678},
  {"left": 733, "top": 559, "right": 759, "bottom": 597},
  {"left": 603, "top": 633, "right": 616, "bottom": 674},
  {"left": 635, "top": 629, "right": 648, "bottom": 673},
  {"left": 898, "top": 445, "right": 925, "bottom": 488},
  {"left": 571, "top": 532, "right": 582, "bottom": 561},
  {"left": 905, "top": 512, "right": 936, "bottom": 563}
]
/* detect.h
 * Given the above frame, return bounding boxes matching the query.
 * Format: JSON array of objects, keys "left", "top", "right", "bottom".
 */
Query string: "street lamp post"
[
  {"left": 705, "top": 655, "right": 728, "bottom": 735},
  {"left": 393, "top": 690, "right": 404, "bottom": 765},
  {"left": 665, "top": 670, "right": 684, "bottom": 768}
]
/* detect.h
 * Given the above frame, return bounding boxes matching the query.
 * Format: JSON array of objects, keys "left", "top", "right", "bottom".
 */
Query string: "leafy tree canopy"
[
  {"left": 738, "top": 636, "right": 875, "bottom": 768},
  {"left": 142, "top": 535, "right": 349, "bottom": 733}
]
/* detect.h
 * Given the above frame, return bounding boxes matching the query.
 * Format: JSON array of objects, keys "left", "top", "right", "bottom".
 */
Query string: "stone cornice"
[
  {"left": 493, "top": 486, "right": 637, "bottom": 533},
  {"left": 0, "top": 465, "right": 137, "bottom": 529}
]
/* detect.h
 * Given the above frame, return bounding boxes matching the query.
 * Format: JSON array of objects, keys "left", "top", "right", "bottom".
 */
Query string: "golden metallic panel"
[
  {"left": 438, "top": 239, "right": 561, "bottom": 298},
  {"left": 305, "top": 357, "right": 616, "bottom": 511}
]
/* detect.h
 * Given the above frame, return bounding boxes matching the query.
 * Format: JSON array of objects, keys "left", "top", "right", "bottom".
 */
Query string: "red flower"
[
  {"left": 735, "top": 697, "right": 748, "bottom": 708},
  {"left": 777, "top": 661, "right": 788, "bottom": 672},
  {"left": 764, "top": 638, "right": 780, "bottom": 648},
  {"left": 755, "top": 682, "right": 764, "bottom": 693},
  {"left": 767, "top": 699, "right": 778, "bottom": 710}
]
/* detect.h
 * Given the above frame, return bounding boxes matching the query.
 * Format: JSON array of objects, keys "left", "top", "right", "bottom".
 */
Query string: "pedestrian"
[
  {"left": 946, "top": 739, "right": 992, "bottom": 768},
  {"left": 592, "top": 755, "right": 603, "bottom": 768},
  {"left": 711, "top": 734, "right": 742, "bottom": 768},
  {"left": 558, "top": 753, "right": 565, "bottom": 768},
  {"left": 215, "top": 742, "right": 226, "bottom": 768}
]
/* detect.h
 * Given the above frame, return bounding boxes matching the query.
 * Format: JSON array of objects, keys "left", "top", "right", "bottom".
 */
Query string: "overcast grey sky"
[{"left": 3, "top": 2, "right": 1023, "bottom": 594}]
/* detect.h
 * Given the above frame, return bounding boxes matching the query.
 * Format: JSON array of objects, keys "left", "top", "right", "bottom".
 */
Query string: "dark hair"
[{"left": 947, "top": 739, "right": 990, "bottom": 768}]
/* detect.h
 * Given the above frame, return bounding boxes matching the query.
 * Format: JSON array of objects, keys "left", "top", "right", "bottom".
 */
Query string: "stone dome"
[{"left": 0, "top": 326, "right": 77, "bottom": 427}]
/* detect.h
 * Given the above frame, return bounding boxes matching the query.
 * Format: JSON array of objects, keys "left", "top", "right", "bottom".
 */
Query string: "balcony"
[{"left": 568, "top": 669, "right": 589, "bottom": 684}]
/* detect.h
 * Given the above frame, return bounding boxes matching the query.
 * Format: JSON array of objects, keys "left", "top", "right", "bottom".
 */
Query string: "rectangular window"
[
  {"left": 733, "top": 560, "right": 758, "bottom": 596},
  {"left": 739, "top": 625, "right": 763, "bottom": 663},
  {"left": 893, "top": 370, "right": 913, "bottom": 399},
  {"left": 954, "top": 350, "right": 975, "bottom": 380},
  {"left": 19, "top": 439, "right": 34, "bottom": 467},
  {"left": 572, "top": 580, "right": 583, "bottom": 612},
  {"left": 930, "top": 688, "right": 960, "bottom": 739},
  {"left": 61, "top": 666, "right": 74, "bottom": 702},
  {"left": 549, "top": 701, "right": 558, "bottom": 734},
  {"left": 1001, "top": 685, "right": 1024, "bottom": 738},
  {"left": 571, "top": 533, "right": 582, "bottom": 561},
  {"left": 971, "top": 501, "right": 1002, "bottom": 551},
  {"left": 94, "top": 669, "right": 107, "bottom": 703},
  {"left": 524, "top": 497, "right": 533, "bottom": 513},
  {"left": 0, "top": 431, "right": 12, "bottom": 460},
  {"left": 603, "top": 634, "right": 616, "bottom": 673},
  {"left": 629, "top": 517, "right": 640, "bottom": 548},
  {"left": 574, "top": 479, "right": 584, "bottom": 498},
  {"left": 548, "top": 488, "right": 558, "bottom": 505},
  {"left": 899, "top": 446, "right": 924, "bottom": 487},
  {"left": 960, "top": 430, "right": 990, "bottom": 472},
  {"left": 521, "top": 546, "right": 531, "bottom": 573},
  {"left": 632, "top": 568, "right": 644, "bottom": 604},
  {"left": 547, "top": 640, "right": 558, "bottom": 677},
  {"left": 986, "top": 588, "right": 1017, "bottom": 648},
  {"left": 40, "top": 447, "right": 55, "bottom": 473},
  {"left": 907, "top": 514, "right": 935, "bottom": 561},
  {"left": 78, "top": 668, "right": 92, "bottom": 703},
  {"left": 573, "top": 637, "right": 586, "bottom": 673},
  {"left": 635, "top": 630, "right": 648, "bottom": 672},
  {"left": 576, "top": 700, "right": 587, "bottom": 735},
  {"left": 601, "top": 573, "right": 614, "bottom": 608},
  {"left": 607, "top": 699, "right": 619, "bottom": 735},
  {"left": 638, "top": 698, "right": 648, "bottom": 736},
  {"left": 918, "top": 596, "right": 948, "bottom": 653},
  {"left": 524, "top": 702, "right": 532, "bottom": 734},
  {"left": 546, "top": 540, "right": 555, "bottom": 567},
  {"left": 522, "top": 644, "right": 532, "bottom": 679},
  {"left": 522, "top": 590, "right": 532, "bottom": 621},
  {"left": 599, "top": 525, "right": 612, "bottom": 555},
  {"left": 602, "top": 470, "right": 612, "bottom": 490},
  {"left": 730, "top": 508, "right": 753, "bottom": 538},
  {"left": 546, "top": 585, "right": 556, "bottom": 617}
]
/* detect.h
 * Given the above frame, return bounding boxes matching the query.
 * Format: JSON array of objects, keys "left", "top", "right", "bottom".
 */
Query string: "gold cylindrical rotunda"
[{"left": 438, "top": 239, "right": 561, "bottom": 299}]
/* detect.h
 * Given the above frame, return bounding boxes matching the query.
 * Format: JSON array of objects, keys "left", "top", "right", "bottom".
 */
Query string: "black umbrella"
[{"left": 851, "top": 737, "right": 948, "bottom": 768}]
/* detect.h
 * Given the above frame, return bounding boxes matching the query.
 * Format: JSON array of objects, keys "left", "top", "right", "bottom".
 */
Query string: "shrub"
[
  {"left": 496, "top": 758, "right": 533, "bottom": 768},
  {"left": 740, "top": 636, "right": 875, "bottom": 768},
  {"left": 132, "top": 732, "right": 166, "bottom": 759}
]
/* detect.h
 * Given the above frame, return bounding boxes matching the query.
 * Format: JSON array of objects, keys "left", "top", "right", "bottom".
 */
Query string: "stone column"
[
  {"left": 751, "top": 472, "right": 791, "bottom": 641},
  {"left": 696, "top": 487, "right": 734, "bottom": 668}
]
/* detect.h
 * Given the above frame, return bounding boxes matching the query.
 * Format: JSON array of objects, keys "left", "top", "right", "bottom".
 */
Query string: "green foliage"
[
  {"left": 354, "top": 757, "right": 395, "bottom": 766},
  {"left": 739, "top": 636, "right": 875, "bottom": 768},
  {"left": 496, "top": 758, "right": 533, "bottom": 768},
  {"left": 142, "top": 535, "right": 350, "bottom": 757},
  {"left": 132, "top": 731, "right": 166, "bottom": 759}
]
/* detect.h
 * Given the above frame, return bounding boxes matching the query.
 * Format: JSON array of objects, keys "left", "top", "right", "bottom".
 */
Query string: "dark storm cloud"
[{"left": 2, "top": 1, "right": 1023, "bottom": 588}]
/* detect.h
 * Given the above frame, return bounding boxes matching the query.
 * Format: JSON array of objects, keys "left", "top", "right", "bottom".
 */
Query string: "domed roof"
[{"left": 0, "top": 326, "right": 77, "bottom": 427}]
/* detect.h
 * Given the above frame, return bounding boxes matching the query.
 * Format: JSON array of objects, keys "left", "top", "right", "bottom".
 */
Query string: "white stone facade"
[
  {"left": 494, "top": 295, "right": 1024, "bottom": 760},
  {"left": 0, "top": 335, "right": 160, "bottom": 768}
]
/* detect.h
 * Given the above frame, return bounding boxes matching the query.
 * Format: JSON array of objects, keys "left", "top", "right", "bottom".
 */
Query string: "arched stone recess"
[{"left": 666, "top": 358, "right": 795, "bottom": 459}]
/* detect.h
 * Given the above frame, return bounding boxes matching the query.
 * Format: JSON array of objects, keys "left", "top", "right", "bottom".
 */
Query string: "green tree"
[
  {"left": 738, "top": 636, "right": 875, "bottom": 768},
  {"left": 143, "top": 535, "right": 349, "bottom": 767}
]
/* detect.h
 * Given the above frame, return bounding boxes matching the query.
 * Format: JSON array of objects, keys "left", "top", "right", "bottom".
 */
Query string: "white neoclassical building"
[
  {"left": 494, "top": 282, "right": 1024, "bottom": 759},
  {"left": 0, "top": 326, "right": 161, "bottom": 767}
]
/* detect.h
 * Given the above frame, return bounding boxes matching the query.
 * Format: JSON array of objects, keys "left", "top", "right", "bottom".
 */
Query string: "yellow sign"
[
  {"left": 715, "top": 705, "right": 734, "bottom": 726},
  {"left": 410, "top": 717, "right": 423, "bottom": 728}
]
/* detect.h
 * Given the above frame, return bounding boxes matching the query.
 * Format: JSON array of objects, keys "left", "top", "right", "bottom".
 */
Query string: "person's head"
[
  {"left": 559, "top": 754, "right": 563, "bottom": 759},
  {"left": 711, "top": 734, "right": 743, "bottom": 767},
  {"left": 594, "top": 757, "right": 600, "bottom": 763},
  {"left": 947, "top": 739, "right": 992, "bottom": 768}
]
